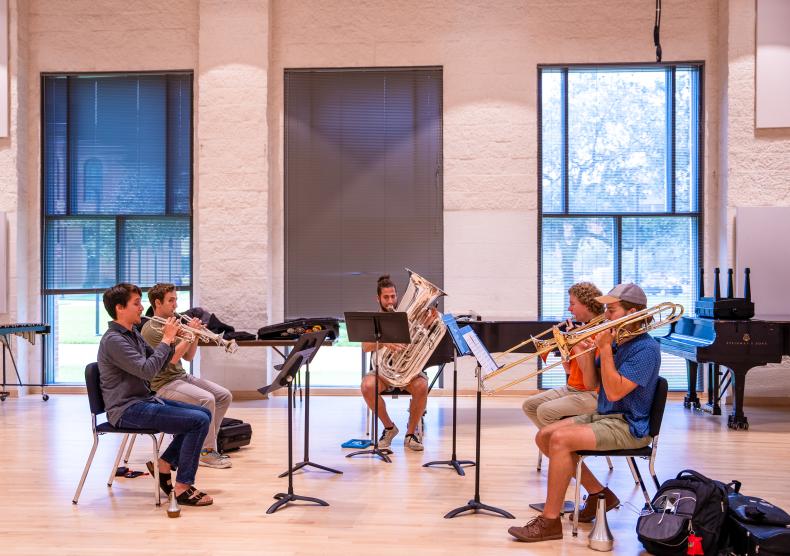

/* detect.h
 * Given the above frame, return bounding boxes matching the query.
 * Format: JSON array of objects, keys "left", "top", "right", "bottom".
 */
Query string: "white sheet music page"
[{"left": 462, "top": 329, "right": 499, "bottom": 374}]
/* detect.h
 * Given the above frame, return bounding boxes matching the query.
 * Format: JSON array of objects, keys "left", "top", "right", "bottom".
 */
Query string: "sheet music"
[{"left": 462, "top": 329, "right": 499, "bottom": 373}]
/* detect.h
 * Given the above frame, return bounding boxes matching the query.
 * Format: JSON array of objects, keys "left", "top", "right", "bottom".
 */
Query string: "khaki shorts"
[{"left": 573, "top": 413, "right": 652, "bottom": 452}]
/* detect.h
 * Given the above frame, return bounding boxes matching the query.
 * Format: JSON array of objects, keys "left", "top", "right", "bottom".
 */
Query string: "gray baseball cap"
[{"left": 595, "top": 283, "right": 647, "bottom": 306}]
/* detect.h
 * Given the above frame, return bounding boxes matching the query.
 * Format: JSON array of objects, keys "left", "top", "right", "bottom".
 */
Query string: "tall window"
[
  {"left": 284, "top": 67, "right": 443, "bottom": 386},
  {"left": 539, "top": 64, "right": 702, "bottom": 390},
  {"left": 42, "top": 72, "right": 193, "bottom": 383}
]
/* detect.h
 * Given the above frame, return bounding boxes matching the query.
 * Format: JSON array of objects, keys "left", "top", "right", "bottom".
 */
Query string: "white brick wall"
[
  {"left": 196, "top": 0, "right": 271, "bottom": 391},
  {"left": 721, "top": 0, "right": 790, "bottom": 396}
]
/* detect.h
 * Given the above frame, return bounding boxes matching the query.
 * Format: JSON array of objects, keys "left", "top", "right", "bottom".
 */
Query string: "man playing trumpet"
[
  {"left": 98, "top": 283, "right": 214, "bottom": 507},
  {"left": 141, "top": 283, "right": 233, "bottom": 469},
  {"left": 508, "top": 283, "right": 661, "bottom": 543}
]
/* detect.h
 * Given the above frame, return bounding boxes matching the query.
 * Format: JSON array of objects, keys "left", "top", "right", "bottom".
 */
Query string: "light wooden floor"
[{"left": 2, "top": 392, "right": 789, "bottom": 555}]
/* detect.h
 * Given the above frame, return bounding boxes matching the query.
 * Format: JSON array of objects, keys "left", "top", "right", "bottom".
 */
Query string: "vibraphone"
[{"left": 1, "top": 323, "right": 51, "bottom": 401}]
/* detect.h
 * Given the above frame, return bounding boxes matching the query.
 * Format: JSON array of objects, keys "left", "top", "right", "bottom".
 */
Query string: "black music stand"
[
  {"left": 277, "top": 329, "right": 342, "bottom": 477},
  {"left": 423, "top": 316, "right": 475, "bottom": 476},
  {"left": 444, "top": 330, "right": 514, "bottom": 520},
  {"left": 344, "top": 311, "right": 411, "bottom": 463},
  {"left": 259, "top": 348, "right": 329, "bottom": 514}
]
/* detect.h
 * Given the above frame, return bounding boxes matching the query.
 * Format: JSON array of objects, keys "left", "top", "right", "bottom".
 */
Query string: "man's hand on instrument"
[
  {"left": 571, "top": 336, "right": 594, "bottom": 355},
  {"left": 162, "top": 317, "right": 179, "bottom": 345},
  {"left": 186, "top": 317, "right": 202, "bottom": 330},
  {"left": 384, "top": 342, "right": 406, "bottom": 352},
  {"left": 594, "top": 328, "right": 614, "bottom": 351}
]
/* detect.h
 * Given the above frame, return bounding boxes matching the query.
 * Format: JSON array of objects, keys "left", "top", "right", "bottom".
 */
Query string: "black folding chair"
[
  {"left": 72, "top": 363, "right": 163, "bottom": 507},
  {"left": 571, "top": 376, "right": 669, "bottom": 536}
]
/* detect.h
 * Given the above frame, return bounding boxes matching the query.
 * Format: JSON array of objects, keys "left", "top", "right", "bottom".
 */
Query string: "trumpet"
[
  {"left": 482, "top": 302, "right": 684, "bottom": 394},
  {"left": 142, "top": 314, "right": 239, "bottom": 354}
]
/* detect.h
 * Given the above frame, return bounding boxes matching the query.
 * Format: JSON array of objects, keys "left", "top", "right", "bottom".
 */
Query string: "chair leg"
[
  {"left": 108, "top": 434, "right": 130, "bottom": 487},
  {"left": 572, "top": 456, "right": 584, "bottom": 536},
  {"left": 606, "top": 456, "right": 613, "bottom": 470},
  {"left": 148, "top": 434, "right": 161, "bottom": 507},
  {"left": 627, "top": 456, "right": 640, "bottom": 484},
  {"left": 648, "top": 455, "right": 660, "bottom": 490},
  {"left": 73, "top": 433, "right": 100, "bottom": 504},
  {"left": 123, "top": 433, "right": 137, "bottom": 464},
  {"left": 629, "top": 457, "right": 652, "bottom": 507},
  {"left": 157, "top": 432, "right": 165, "bottom": 450},
  {"left": 365, "top": 407, "right": 371, "bottom": 437},
  {"left": 536, "top": 452, "right": 542, "bottom": 471}
]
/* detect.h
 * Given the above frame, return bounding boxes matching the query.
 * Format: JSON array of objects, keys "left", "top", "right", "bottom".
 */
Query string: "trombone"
[
  {"left": 142, "top": 313, "right": 239, "bottom": 354},
  {"left": 482, "top": 302, "right": 684, "bottom": 394}
]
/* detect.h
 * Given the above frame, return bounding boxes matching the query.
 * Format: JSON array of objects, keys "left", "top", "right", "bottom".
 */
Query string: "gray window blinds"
[{"left": 284, "top": 68, "right": 443, "bottom": 319}]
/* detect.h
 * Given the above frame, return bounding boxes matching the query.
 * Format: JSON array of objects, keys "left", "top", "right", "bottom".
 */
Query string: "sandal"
[
  {"left": 146, "top": 461, "right": 172, "bottom": 496},
  {"left": 175, "top": 486, "right": 214, "bottom": 507}
]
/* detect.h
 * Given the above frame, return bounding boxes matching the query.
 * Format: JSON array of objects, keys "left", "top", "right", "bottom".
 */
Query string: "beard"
[{"left": 380, "top": 303, "right": 395, "bottom": 312}]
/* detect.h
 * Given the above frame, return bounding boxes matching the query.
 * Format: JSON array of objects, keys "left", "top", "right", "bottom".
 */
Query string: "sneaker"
[
  {"left": 575, "top": 487, "right": 620, "bottom": 523},
  {"left": 199, "top": 449, "right": 233, "bottom": 469},
  {"left": 404, "top": 433, "right": 424, "bottom": 452},
  {"left": 508, "top": 515, "right": 563, "bottom": 542},
  {"left": 378, "top": 425, "right": 399, "bottom": 449}
]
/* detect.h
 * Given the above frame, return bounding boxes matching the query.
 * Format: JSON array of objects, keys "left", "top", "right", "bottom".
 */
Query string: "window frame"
[
  {"left": 40, "top": 70, "right": 195, "bottom": 384},
  {"left": 536, "top": 62, "right": 705, "bottom": 390}
]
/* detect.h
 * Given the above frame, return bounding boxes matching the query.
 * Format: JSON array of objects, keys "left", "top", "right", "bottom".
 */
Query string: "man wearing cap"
[{"left": 508, "top": 283, "right": 661, "bottom": 543}]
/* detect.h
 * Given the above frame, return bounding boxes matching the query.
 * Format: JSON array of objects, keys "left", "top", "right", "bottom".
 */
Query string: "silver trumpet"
[{"left": 142, "top": 314, "right": 239, "bottom": 354}]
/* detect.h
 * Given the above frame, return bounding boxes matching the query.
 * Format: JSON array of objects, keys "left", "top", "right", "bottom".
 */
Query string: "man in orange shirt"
[{"left": 522, "top": 282, "right": 603, "bottom": 428}]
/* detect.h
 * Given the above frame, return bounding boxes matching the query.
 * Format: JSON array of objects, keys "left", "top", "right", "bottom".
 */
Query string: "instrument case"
[
  {"left": 257, "top": 318, "right": 340, "bottom": 341},
  {"left": 217, "top": 417, "right": 252, "bottom": 453}
]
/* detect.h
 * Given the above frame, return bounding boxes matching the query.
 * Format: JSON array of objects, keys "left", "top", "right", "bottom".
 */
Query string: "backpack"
[{"left": 636, "top": 469, "right": 729, "bottom": 555}]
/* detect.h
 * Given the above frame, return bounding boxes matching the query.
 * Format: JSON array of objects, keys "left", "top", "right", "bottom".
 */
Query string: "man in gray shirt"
[{"left": 98, "top": 283, "right": 214, "bottom": 507}]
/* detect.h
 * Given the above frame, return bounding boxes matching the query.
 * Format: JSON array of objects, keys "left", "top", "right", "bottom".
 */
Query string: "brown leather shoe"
[
  {"left": 508, "top": 515, "right": 563, "bottom": 542},
  {"left": 575, "top": 487, "right": 620, "bottom": 523}
]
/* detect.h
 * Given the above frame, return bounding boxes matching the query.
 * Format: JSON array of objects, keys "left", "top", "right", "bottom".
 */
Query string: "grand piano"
[{"left": 658, "top": 269, "right": 790, "bottom": 429}]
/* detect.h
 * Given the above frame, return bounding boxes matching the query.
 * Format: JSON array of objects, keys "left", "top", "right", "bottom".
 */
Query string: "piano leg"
[
  {"left": 704, "top": 363, "right": 722, "bottom": 416},
  {"left": 726, "top": 367, "right": 750, "bottom": 431},
  {"left": 684, "top": 361, "right": 701, "bottom": 410}
]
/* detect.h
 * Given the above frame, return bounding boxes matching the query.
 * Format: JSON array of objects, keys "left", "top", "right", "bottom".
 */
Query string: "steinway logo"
[{"left": 725, "top": 334, "right": 767, "bottom": 347}]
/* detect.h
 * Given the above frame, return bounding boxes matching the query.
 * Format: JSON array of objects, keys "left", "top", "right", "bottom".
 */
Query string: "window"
[
  {"left": 42, "top": 73, "right": 193, "bottom": 383},
  {"left": 284, "top": 67, "right": 443, "bottom": 387},
  {"left": 538, "top": 65, "right": 702, "bottom": 390}
]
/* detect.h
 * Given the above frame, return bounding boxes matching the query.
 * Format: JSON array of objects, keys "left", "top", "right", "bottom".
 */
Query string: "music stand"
[
  {"left": 277, "top": 329, "right": 342, "bottom": 477},
  {"left": 259, "top": 348, "right": 329, "bottom": 514},
  {"left": 423, "top": 316, "right": 475, "bottom": 476},
  {"left": 344, "top": 311, "right": 411, "bottom": 463},
  {"left": 444, "top": 329, "right": 514, "bottom": 520}
]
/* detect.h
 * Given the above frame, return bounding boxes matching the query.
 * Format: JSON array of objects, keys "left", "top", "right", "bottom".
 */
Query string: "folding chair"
[
  {"left": 72, "top": 363, "right": 163, "bottom": 507},
  {"left": 571, "top": 376, "right": 669, "bottom": 536}
]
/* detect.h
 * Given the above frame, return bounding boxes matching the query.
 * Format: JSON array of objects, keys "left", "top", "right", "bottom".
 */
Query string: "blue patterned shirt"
[{"left": 596, "top": 333, "right": 661, "bottom": 438}]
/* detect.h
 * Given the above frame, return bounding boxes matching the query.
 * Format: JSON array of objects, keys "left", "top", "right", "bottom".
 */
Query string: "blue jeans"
[{"left": 118, "top": 398, "right": 210, "bottom": 486}]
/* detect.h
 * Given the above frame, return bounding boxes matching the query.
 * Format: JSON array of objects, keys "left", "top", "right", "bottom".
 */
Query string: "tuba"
[{"left": 375, "top": 270, "right": 447, "bottom": 388}]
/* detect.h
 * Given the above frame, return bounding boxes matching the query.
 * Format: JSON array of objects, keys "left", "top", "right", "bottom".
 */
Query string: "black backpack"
[{"left": 636, "top": 469, "right": 729, "bottom": 555}]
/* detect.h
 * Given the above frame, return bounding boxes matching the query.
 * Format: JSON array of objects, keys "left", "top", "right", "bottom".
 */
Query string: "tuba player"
[{"left": 359, "top": 275, "right": 436, "bottom": 452}]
